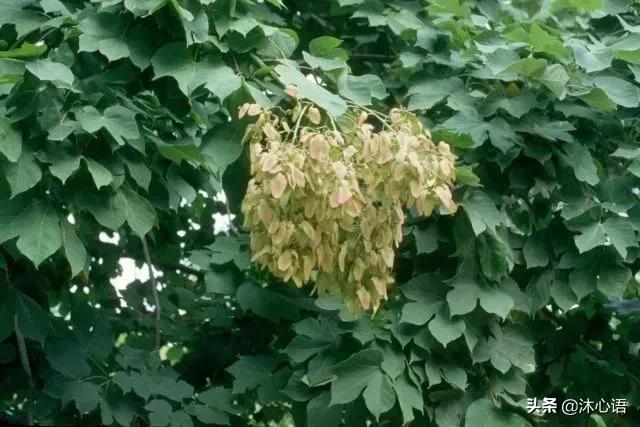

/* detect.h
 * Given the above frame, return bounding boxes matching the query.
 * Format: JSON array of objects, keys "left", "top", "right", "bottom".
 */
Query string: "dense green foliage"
[{"left": 1, "top": 0, "right": 640, "bottom": 426}]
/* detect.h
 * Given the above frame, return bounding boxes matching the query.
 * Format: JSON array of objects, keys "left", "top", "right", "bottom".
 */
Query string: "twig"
[
  {"left": 141, "top": 236, "right": 161, "bottom": 351},
  {"left": 14, "top": 314, "right": 34, "bottom": 426}
]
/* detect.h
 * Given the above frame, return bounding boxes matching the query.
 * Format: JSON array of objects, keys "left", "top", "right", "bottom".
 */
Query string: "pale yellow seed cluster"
[{"left": 239, "top": 102, "right": 456, "bottom": 312}]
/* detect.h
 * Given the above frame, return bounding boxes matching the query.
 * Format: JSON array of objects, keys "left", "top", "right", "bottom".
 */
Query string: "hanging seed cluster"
[{"left": 240, "top": 102, "right": 457, "bottom": 312}]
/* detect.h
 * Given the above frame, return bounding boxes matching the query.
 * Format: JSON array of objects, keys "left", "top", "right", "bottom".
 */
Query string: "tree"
[{"left": 0, "top": 0, "right": 639, "bottom": 426}]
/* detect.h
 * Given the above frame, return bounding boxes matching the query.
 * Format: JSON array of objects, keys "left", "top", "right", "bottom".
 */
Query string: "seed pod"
[{"left": 241, "top": 101, "right": 458, "bottom": 312}]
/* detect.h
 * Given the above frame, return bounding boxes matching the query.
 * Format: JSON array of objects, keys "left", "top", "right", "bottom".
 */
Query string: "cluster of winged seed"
[{"left": 239, "top": 102, "right": 457, "bottom": 312}]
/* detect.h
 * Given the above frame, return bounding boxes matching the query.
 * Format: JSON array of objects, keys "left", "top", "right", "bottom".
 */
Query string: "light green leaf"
[
  {"left": 562, "top": 143, "right": 599, "bottom": 185},
  {"left": 121, "top": 187, "right": 156, "bottom": 237},
  {"left": 593, "top": 76, "right": 640, "bottom": 108},
  {"left": 15, "top": 199, "right": 61, "bottom": 267},
  {"left": 338, "top": 74, "right": 388, "bottom": 106},
  {"left": 0, "top": 117, "right": 22, "bottom": 162},
  {"left": 407, "top": 78, "right": 464, "bottom": 111},
  {"left": 461, "top": 190, "right": 501, "bottom": 235},
  {"left": 602, "top": 217, "right": 637, "bottom": 258},
  {"left": 428, "top": 308, "right": 465, "bottom": 346},
  {"left": 5, "top": 151, "right": 42, "bottom": 197},
  {"left": 151, "top": 43, "right": 241, "bottom": 100},
  {"left": 77, "top": 105, "right": 140, "bottom": 146},
  {"left": 0, "top": 1, "right": 47, "bottom": 37},
  {"left": 26, "top": 59, "right": 74, "bottom": 85},
  {"left": 60, "top": 221, "right": 86, "bottom": 277},
  {"left": 487, "top": 325, "right": 535, "bottom": 374},
  {"left": 330, "top": 349, "right": 382, "bottom": 405},
  {"left": 465, "top": 398, "right": 529, "bottom": 427},
  {"left": 363, "top": 372, "right": 396, "bottom": 421},
  {"left": 78, "top": 13, "right": 154, "bottom": 69},
  {"left": 83, "top": 158, "right": 113, "bottom": 189}
]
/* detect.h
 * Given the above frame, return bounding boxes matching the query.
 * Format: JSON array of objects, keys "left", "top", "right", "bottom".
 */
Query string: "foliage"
[{"left": 0, "top": 0, "right": 639, "bottom": 426}]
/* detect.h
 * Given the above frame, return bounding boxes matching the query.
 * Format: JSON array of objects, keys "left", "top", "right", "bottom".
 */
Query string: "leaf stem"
[{"left": 142, "top": 236, "right": 161, "bottom": 351}]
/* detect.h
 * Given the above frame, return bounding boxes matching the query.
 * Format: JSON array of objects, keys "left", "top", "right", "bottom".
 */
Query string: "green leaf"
[
  {"left": 461, "top": 190, "right": 501, "bottom": 235},
  {"left": 0, "top": 1, "right": 47, "bottom": 37},
  {"left": 227, "top": 355, "right": 278, "bottom": 394},
  {"left": 428, "top": 308, "right": 465, "bottom": 346},
  {"left": 597, "top": 263, "right": 631, "bottom": 298},
  {"left": 13, "top": 199, "right": 62, "bottom": 267},
  {"left": 330, "top": 349, "right": 382, "bottom": 405},
  {"left": 46, "top": 339, "right": 91, "bottom": 379},
  {"left": 15, "top": 291, "right": 49, "bottom": 344},
  {"left": 0, "top": 117, "right": 22, "bottom": 162},
  {"left": 363, "top": 372, "right": 396, "bottom": 421},
  {"left": 487, "top": 325, "right": 535, "bottom": 374},
  {"left": 205, "top": 270, "right": 237, "bottom": 295},
  {"left": 602, "top": 217, "right": 637, "bottom": 258},
  {"left": 447, "top": 269, "right": 514, "bottom": 319},
  {"left": 77, "top": 191, "right": 128, "bottom": 231},
  {"left": 121, "top": 187, "right": 156, "bottom": 237},
  {"left": 123, "top": 157, "right": 152, "bottom": 191},
  {"left": 201, "top": 123, "right": 244, "bottom": 174},
  {"left": 426, "top": 0, "right": 470, "bottom": 17},
  {"left": 309, "top": 36, "right": 348, "bottom": 60},
  {"left": 83, "top": 158, "right": 113, "bottom": 189},
  {"left": 593, "top": 76, "right": 640, "bottom": 108},
  {"left": 393, "top": 374, "right": 423, "bottom": 424},
  {"left": 400, "top": 273, "right": 447, "bottom": 325},
  {"left": 78, "top": 13, "right": 154, "bottom": 70},
  {"left": 523, "top": 234, "right": 549, "bottom": 268},
  {"left": 338, "top": 73, "right": 388, "bottom": 106},
  {"left": 5, "top": 151, "right": 42, "bottom": 197},
  {"left": 60, "top": 220, "right": 86, "bottom": 277},
  {"left": 275, "top": 64, "right": 347, "bottom": 116},
  {"left": 486, "top": 117, "right": 521, "bottom": 153},
  {"left": 537, "top": 64, "right": 569, "bottom": 98},
  {"left": 154, "top": 137, "right": 206, "bottom": 167},
  {"left": 256, "top": 28, "right": 298, "bottom": 59},
  {"left": 151, "top": 43, "right": 241, "bottom": 101},
  {"left": 465, "top": 398, "right": 529, "bottom": 427},
  {"left": 26, "top": 59, "right": 74, "bottom": 85},
  {"left": 77, "top": 105, "right": 140, "bottom": 146},
  {"left": 407, "top": 78, "right": 464, "bottom": 110},
  {"left": 236, "top": 281, "right": 301, "bottom": 321},
  {"left": 478, "top": 89, "right": 537, "bottom": 118},
  {"left": 64, "top": 381, "right": 101, "bottom": 414},
  {"left": 570, "top": 40, "right": 612, "bottom": 73},
  {"left": 413, "top": 224, "right": 438, "bottom": 255}
]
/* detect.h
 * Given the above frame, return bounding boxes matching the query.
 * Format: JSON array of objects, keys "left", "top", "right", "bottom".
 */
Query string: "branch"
[
  {"left": 14, "top": 315, "right": 34, "bottom": 426},
  {"left": 142, "top": 236, "right": 161, "bottom": 351}
]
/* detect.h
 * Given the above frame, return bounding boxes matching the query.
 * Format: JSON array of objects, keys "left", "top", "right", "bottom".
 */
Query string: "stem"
[
  {"left": 141, "top": 236, "right": 161, "bottom": 351},
  {"left": 249, "top": 52, "right": 282, "bottom": 84},
  {"left": 291, "top": 104, "right": 309, "bottom": 143},
  {"left": 14, "top": 315, "right": 34, "bottom": 426}
]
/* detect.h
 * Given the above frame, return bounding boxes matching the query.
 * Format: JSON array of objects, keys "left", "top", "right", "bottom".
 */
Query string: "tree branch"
[{"left": 142, "top": 236, "right": 161, "bottom": 351}]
